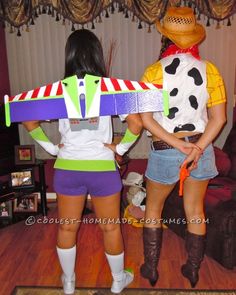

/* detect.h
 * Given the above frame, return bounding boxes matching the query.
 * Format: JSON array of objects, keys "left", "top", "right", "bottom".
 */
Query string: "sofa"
[{"left": 162, "top": 122, "right": 236, "bottom": 269}]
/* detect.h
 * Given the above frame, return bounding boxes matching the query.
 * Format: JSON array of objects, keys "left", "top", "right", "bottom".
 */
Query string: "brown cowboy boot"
[
  {"left": 140, "top": 227, "right": 163, "bottom": 286},
  {"left": 181, "top": 231, "right": 206, "bottom": 288}
]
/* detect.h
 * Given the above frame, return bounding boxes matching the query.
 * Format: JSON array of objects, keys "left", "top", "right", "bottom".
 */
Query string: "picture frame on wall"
[
  {"left": 14, "top": 145, "right": 35, "bottom": 165},
  {"left": 13, "top": 193, "right": 38, "bottom": 213},
  {"left": 0, "top": 200, "right": 13, "bottom": 218},
  {"left": 9, "top": 169, "right": 35, "bottom": 190}
]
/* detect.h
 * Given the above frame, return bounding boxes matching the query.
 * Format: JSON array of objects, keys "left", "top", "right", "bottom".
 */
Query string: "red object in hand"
[{"left": 179, "top": 165, "right": 190, "bottom": 197}]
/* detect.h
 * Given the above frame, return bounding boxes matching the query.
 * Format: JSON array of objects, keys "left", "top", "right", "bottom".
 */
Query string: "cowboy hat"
[{"left": 156, "top": 6, "right": 206, "bottom": 49}]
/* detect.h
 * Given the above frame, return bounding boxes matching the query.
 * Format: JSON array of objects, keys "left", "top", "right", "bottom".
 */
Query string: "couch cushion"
[
  {"left": 228, "top": 154, "right": 236, "bottom": 180},
  {"left": 223, "top": 122, "right": 236, "bottom": 154},
  {"left": 214, "top": 146, "right": 231, "bottom": 176},
  {"left": 210, "top": 176, "right": 236, "bottom": 190},
  {"left": 223, "top": 122, "right": 236, "bottom": 179},
  {"left": 205, "top": 193, "right": 222, "bottom": 207},
  {"left": 205, "top": 186, "right": 231, "bottom": 208}
]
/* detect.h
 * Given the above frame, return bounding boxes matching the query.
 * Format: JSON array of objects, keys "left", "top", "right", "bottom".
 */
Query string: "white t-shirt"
[{"left": 54, "top": 115, "right": 126, "bottom": 171}]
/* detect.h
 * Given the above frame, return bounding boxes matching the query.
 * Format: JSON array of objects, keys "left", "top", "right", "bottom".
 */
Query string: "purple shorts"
[{"left": 53, "top": 168, "right": 122, "bottom": 197}]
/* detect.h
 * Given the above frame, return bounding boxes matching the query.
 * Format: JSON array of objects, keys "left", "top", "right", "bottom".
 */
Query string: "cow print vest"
[{"left": 153, "top": 53, "right": 209, "bottom": 134}]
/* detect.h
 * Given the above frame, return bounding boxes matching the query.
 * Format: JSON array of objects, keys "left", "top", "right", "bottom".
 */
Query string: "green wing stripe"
[
  {"left": 5, "top": 101, "right": 11, "bottom": 127},
  {"left": 163, "top": 90, "right": 169, "bottom": 116},
  {"left": 30, "top": 126, "right": 50, "bottom": 142},
  {"left": 62, "top": 75, "right": 80, "bottom": 115},
  {"left": 85, "top": 74, "right": 101, "bottom": 115}
]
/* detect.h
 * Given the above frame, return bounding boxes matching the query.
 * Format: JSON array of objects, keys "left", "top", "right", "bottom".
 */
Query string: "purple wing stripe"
[{"left": 10, "top": 99, "right": 68, "bottom": 122}]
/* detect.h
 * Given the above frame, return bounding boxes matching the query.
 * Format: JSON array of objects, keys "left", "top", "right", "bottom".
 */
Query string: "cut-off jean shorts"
[
  {"left": 146, "top": 143, "right": 218, "bottom": 185},
  {"left": 54, "top": 168, "right": 122, "bottom": 197}
]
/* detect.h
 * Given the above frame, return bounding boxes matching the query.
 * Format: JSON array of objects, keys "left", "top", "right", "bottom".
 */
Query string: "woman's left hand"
[{"left": 176, "top": 141, "right": 201, "bottom": 155}]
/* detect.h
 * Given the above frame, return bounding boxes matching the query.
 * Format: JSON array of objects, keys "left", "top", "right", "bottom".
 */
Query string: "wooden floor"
[{"left": 1, "top": 202, "right": 236, "bottom": 295}]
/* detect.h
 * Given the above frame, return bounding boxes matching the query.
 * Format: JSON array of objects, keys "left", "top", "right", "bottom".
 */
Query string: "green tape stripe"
[
  {"left": 30, "top": 127, "right": 50, "bottom": 142},
  {"left": 163, "top": 90, "right": 169, "bottom": 116},
  {"left": 85, "top": 74, "right": 101, "bottom": 115},
  {"left": 54, "top": 159, "right": 116, "bottom": 171},
  {"left": 4, "top": 101, "right": 11, "bottom": 127},
  {"left": 121, "top": 129, "right": 139, "bottom": 144},
  {"left": 62, "top": 75, "right": 80, "bottom": 116}
]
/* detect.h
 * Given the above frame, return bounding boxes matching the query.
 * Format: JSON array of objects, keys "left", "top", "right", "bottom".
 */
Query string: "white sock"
[
  {"left": 105, "top": 252, "right": 125, "bottom": 281},
  {"left": 56, "top": 245, "right": 76, "bottom": 280}
]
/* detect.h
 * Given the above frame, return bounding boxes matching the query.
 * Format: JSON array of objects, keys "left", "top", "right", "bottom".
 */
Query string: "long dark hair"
[{"left": 64, "top": 29, "right": 107, "bottom": 79}]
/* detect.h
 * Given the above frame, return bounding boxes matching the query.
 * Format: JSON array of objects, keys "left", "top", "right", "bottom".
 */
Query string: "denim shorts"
[
  {"left": 54, "top": 168, "right": 122, "bottom": 197},
  {"left": 146, "top": 144, "right": 218, "bottom": 185}
]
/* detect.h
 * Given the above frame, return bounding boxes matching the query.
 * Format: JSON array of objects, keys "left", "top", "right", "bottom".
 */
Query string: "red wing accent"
[
  {"left": 138, "top": 82, "right": 149, "bottom": 90},
  {"left": 153, "top": 83, "right": 162, "bottom": 89},
  {"left": 56, "top": 82, "right": 63, "bottom": 95},
  {"left": 101, "top": 78, "right": 108, "bottom": 92},
  {"left": 18, "top": 92, "right": 28, "bottom": 100},
  {"left": 110, "top": 78, "right": 122, "bottom": 91},
  {"left": 31, "top": 88, "right": 40, "bottom": 99},
  {"left": 124, "top": 80, "right": 135, "bottom": 90},
  {"left": 8, "top": 96, "right": 15, "bottom": 102},
  {"left": 44, "top": 84, "right": 53, "bottom": 97}
]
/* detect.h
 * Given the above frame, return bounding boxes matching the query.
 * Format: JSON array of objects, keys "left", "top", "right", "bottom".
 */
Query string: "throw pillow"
[
  {"left": 228, "top": 153, "right": 236, "bottom": 180},
  {"left": 214, "top": 146, "right": 231, "bottom": 176}
]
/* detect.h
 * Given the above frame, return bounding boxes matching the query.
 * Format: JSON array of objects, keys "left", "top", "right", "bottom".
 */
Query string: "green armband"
[
  {"left": 29, "top": 126, "right": 59, "bottom": 156},
  {"left": 116, "top": 129, "right": 139, "bottom": 156}
]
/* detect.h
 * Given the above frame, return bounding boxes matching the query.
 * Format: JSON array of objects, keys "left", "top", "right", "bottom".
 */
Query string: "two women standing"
[{"left": 22, "top": 6, "right": 226, "bottom": 294}]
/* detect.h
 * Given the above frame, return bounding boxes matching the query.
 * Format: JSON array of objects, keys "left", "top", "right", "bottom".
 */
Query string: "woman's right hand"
[{"left": 181, "top": 147, "right": 203, "bottom": 171}]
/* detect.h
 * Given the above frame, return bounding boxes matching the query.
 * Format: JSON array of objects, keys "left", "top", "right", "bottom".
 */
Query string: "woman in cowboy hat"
[{"left": 140, "top": 6, "right": 226, "bottom": 288}]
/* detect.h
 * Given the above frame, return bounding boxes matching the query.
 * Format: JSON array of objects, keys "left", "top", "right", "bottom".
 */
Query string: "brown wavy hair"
[{"left": 158, "top": 36, "right": 174, "bottom": 60}]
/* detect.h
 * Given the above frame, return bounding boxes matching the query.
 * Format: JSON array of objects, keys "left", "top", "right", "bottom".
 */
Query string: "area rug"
[{"left": 11, "top": 286, "right": 236, "bottom": 295}]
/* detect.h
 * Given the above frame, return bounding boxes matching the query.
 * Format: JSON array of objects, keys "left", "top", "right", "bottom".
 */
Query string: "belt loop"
[{"left": 151, "top": 141, "right": 154, "bottom": 150}]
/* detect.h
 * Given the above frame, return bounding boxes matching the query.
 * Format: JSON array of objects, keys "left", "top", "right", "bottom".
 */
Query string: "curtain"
[{"left": 1, "top": 0, "right": 236, "bottom": 36}]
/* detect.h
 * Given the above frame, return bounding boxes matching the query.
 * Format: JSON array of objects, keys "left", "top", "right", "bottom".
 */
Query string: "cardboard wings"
[{"left": 4, "top": 74, "right": 169, "bottom": 126}]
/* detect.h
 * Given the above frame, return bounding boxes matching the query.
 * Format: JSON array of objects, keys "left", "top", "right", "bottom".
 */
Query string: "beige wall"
[{"left": 5, "top": 13, "right": 236, "bottom": 158}]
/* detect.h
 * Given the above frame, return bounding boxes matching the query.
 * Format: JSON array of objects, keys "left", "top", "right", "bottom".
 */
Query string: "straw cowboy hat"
[{"left": 156, "top": 6, "right": 206, "bottom": 49}]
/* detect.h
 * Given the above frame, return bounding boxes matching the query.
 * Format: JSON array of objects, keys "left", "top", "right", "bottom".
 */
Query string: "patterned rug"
[{"left": 11, "top": 287, "right": 236, "bottom": 295}]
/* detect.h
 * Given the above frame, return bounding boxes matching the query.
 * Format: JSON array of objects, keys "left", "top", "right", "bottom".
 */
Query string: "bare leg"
[
  {"left": 183, "top": 177, "right": 209, "bottom": 235},
  {"left": 57, "top": 194, "right": 87, "bottom": 248},
  {"left": 91, "top": 193, "right": 123, "bottom": 254},
  {"left": 144, "top": 178, "right": 176, "bottom": 228},
  {"left": 92, "top": 193, "right": 133, "bottom": 293}
]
